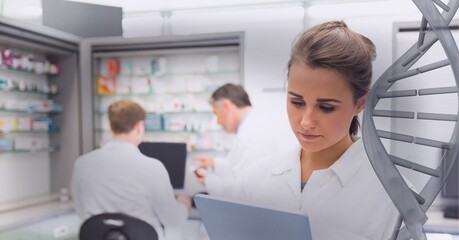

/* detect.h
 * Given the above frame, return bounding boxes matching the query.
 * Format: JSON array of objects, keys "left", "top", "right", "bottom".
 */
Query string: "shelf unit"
[
  {"left": 80, "top": 32, "right": 244, "bottom": 154},
  {"left": 0, "top": 147, "right": 59, "bottom": 154},
  {"left": 94, "top": 59, "right": 239, "bottom": 150},
  {"left": 0, "top": 88, "right": 58, "bottom": 96},
  {"left": 0, "top": 51, "right": 61, "bottom": 155},
  {"left": 0, "top": 17, "right": 80, "bottom": 206}
]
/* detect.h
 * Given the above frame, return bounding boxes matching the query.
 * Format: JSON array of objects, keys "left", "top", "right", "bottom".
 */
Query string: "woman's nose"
[{"left": 300, "top": 110, "right": 316, "bottom": 129}]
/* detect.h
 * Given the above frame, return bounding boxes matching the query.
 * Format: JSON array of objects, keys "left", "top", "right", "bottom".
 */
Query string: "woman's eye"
[
  {"left": 319, "top": 105, "right": 335, "bottom": 113},
  {"left": 290, "top": 100, "right": 305, "bottom": 107}
]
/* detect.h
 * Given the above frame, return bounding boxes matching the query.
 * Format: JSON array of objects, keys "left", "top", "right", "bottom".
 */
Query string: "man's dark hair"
[{"left": 210, "top": 83, "right": 252, "bottom": 108}]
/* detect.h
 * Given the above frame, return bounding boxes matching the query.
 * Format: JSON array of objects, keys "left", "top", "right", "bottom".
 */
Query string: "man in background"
[
  {"left": 194, "top": 83, "right": 294, "bottom": 198},
  {"left": 71, "top": 99, "right": 190, "bottom": 240}
]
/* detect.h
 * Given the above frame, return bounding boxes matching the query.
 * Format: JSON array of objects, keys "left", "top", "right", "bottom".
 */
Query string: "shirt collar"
[
  {"left": 269, "top": 139, "right": 366, "bottom": 187},
  {"left": 104, "top": 139, "right": 139, "bottom": 151},
  {"left": 236, "top": 109, "right": 252, "bottom": 135},
  {"left": 328, "top": 138, "right": 366, "bottom": 186},
  {"left": 270, "top": 145, "right": 302, "bottom": 175}
]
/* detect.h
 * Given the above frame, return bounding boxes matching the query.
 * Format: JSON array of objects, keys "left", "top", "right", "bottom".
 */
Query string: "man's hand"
[
  {"left": 176, "top": 194, "right": 192, "bottom": 210},
  {"left": 193, "top": 156, "right": 215, "bottom": 170},
  {"left": 192, "top": 156, "right": 214, "bottom": 186},
  {"left": 194, "top": 168, "right": 208, "bottom": 185}
]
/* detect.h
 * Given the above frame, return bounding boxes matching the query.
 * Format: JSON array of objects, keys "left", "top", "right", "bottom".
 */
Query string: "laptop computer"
[
  {"left": 138, "top": 142, "right": 187, "bottom": 189},
  {"left": 194, "top": 194, "right": 312, "bottom": 240}
]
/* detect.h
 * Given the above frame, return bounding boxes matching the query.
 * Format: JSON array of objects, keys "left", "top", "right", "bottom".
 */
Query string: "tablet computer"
[{"left": 194, "top": 194, "right": 312, "bottom": 240}]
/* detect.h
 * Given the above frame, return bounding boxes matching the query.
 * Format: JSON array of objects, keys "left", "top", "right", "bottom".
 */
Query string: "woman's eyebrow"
[
  {"left": 317, "top": 98, "right": 342, "bottom": 103},
  {"left": 288, "top": 92, "right": 342, "bottom": 103},
  {"left": 288, "top": 91, "right": 303, "bottom": 99}
]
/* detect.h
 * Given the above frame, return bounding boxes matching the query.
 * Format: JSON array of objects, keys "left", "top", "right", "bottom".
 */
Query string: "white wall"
[
  {"left": 122, "top": 0, "right": 427, "bottom": 146},
  {"left": 122, "top": 0, "right": 458, "bottom": 201},
  {"left": 123, "top": 5, "right": 304, "bottom": 146},
  {"left": 392, "top": 29, "right": 458, "bottom": 208},
  {"left": 123, "top": 5, "right": 305, "bottom": 195},
  {"left": 306, "top": 0, "right": 423, "bottom": 80},
  {"left": 307, "top": 0, "right": 458, "bottom": 207}
]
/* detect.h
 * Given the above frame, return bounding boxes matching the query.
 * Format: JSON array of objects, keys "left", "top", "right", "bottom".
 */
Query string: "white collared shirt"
[
  {"left": 71, "top": 140, "right": 188, "bottom": 240},
  {"left": 239, "top": 139, "right": 399, "bottom": 240}
]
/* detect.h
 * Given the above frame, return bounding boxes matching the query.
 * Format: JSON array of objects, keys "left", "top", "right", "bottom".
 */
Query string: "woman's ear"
[{"left": 356, "top": 94, "right": 367, "bottom": 113}]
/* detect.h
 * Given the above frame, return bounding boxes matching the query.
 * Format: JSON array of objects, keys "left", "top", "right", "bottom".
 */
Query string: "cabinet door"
[
  {"left": 54, "top": 213, "right": 80, "bottom": 240},
  {"left": 38, "top": 213, "right": 79, "bottom": 240},
  {"left": 0, "top": 223, "right": 39, "bottom": 240}
]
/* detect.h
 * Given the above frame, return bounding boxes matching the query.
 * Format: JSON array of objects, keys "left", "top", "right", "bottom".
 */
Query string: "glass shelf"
[
  {"left": 161, "top": 111, "right": 213, "bottom": 115},
  {"left": 0, "top": 65, "right": 59, "bottom": 76},
  {"left": 95, "top": 129, "right": 220, "bottom": 134},
  {"left": 0, "top": 146, "right": 58, "bottom": 154},
  {"left": 97, "top": 90, "right": 214, "bottom": 97},
  {"left": 0, "top": 88, "right": 58, "bottom": 96},
  {"left": 0, "top": 108, "right": 62, "bottom": 114},
  {"left": 111, "top": 69, "right": 239, "bottom": 79},
  {"left": 94, "top": 143, "right": 221, "bottom": 153},
  {"left": 1, "top": 129, "right": 59, "bottom": 134},
  {"left": 96, "top": 110, "right": 212, "bottom": 115}
]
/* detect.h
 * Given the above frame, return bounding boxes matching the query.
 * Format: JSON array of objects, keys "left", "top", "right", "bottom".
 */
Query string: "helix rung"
[
  {"left": 389, "top": 59, "right": 450, "bottom": 82},
  {"left": 417, "top": 17, "right": 428, "bottom": 48},
  {"left": 388, "top": 70, "right": 418, "bottom": 82},
  {"left": 411, "top": 189, "right": 426, "bottom": 205},
  {"left": 377, "top": 90, "right": 417, "bottom": 98},
  {"left": 414, "top": 137, "right": 452, "bottom": 149},
  {"left": 377, "top": 130, "right": 414, "bottom": 143},
  {"left": 373, "top": 110, "right": 415, "bottom": 119},
  {"left": 433, "top": 0, "right": 451, "bottom": 11},
  {"left": 389, "top": 154, "right": 441, "bottom": 177},
  {"left": 417, "top": 112, "right": 458, "bottom": 121},
  {"left": 418, "top": 86, "right": 457, "bottom": 95},
  {"left": 418, "top": 59, "right": 450, "bottom": 72}
]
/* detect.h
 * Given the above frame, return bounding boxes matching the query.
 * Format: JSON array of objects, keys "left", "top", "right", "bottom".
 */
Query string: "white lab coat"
[
  {"left": 238, "top": 139, "right": 399, "bottom": 240},
  {"left": 205, "top": 108, "right": 296, "bottom": 198}
]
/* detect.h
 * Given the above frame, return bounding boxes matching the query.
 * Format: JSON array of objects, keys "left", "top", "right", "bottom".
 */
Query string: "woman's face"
[{"left": 286, "top": 62, "right": 365, "bottom": 154}]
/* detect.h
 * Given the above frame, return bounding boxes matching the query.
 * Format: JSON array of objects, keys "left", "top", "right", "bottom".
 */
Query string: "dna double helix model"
[{"left": 362, "top": 0, "right": 458, "bottom": 239}]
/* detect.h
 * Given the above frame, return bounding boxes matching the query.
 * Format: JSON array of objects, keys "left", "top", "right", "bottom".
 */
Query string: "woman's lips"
[{"left": 299, "top": 133, "right": 320, "bottom": 140}]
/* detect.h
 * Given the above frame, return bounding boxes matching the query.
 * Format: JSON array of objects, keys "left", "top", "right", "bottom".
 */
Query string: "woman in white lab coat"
[{"left": 238, "top": 21, "right": 400, "bottom": 240}]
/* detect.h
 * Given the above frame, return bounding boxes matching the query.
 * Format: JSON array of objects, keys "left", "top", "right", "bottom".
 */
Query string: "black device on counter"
[{"left": 138, "top": 142, "right": 187, "bottom": 190}]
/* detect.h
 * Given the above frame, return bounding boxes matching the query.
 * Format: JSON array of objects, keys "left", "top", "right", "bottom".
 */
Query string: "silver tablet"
[{"left": 194, "top": 194, "right": 312, "bottom": 240}]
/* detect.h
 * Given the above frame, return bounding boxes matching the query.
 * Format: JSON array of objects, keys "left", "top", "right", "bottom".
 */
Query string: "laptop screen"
[{"left": 138, "top": 142, "right": 187, "bottom": 189}]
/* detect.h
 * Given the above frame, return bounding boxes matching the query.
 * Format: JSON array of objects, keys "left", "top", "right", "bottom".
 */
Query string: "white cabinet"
[
  {"left": 93, "top": 47, "right": 242, "bottom": 152},
  {"left": 0, "top": 21, "right": 80, "bottom": 205},
  {"left": 0, "top": 213, "right": 79, "bottom": 240},
  {"left": 38, "top": 213, "right": 79, "bottom": 240},
  {"left": 0, "top": 48, "right": 61, "bottom": 153},
  {"left": 0, "top": 224, "right": 38, "bottom": 240}
]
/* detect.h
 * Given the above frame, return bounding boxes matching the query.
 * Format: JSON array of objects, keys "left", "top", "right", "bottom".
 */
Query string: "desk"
[
  {"left": 0, "top": 201, "right": 455, "bottom": 240},
  {"left": 0, "top": 199, "right": 77, "bottom": 240},
  {"left": 425, "top": 207, "right": 459, "bottom": 235},
  {"left": 0, "top": 197, "right": 74, "bottom": 233},
  {"left": 0, "top": 199, "right": 202, "bottom": 240}
]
